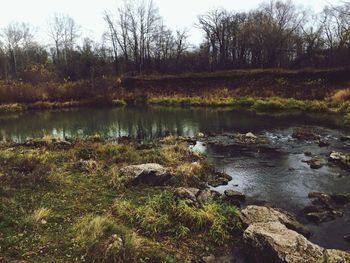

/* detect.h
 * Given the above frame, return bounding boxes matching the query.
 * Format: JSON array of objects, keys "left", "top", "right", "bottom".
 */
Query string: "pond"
[{"left": 0, "top": 106, "right": 349, "bottom": 251}]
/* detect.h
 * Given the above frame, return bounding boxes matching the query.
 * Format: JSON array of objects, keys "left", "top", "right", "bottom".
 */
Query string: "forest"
[{"left": 1, "top": 0, "right": 350, "bottom": 82}]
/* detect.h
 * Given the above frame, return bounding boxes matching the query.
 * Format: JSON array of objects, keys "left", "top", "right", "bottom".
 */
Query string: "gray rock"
[
  {"left": 330, "top": 194, "right": 350, "bottom": 205},
  {"left": 304, "top": 151, "right": 312, "bottom": 157},
  {"left": 208, "top": 172, "right": 231, "bottom": 187},
  {"left": 119, "top": 163, "right": 170, "bottom": 186},
  {"left": 305, "top": 159, "right": 324, "bottom": 169},
  {"left": 318, "top": 140, "right": 330, "bottom": 147},
  {"left": 174, "top": 187, "right": 200, "bottom": 207},
  {"left": 340, "top": 136, "right": 350, "bottom": 142},
  {"left": 305, "top": 192, "right": 345, "bottom": 223},
  {"left": 197, "top": 189, "right": 221, "bottom": 203},
  {"left": 174, "top": 188, "right": 221, "bottom": 208},
  {"left": 241, "top": 205, "right": 350, "bottom": 263},
  {"left": 244, "top": 221, "right": 324, "bottom": 263},
  {"left": 224, "top": 190, "right": 246, "bottom": 202},
  {"left": 240, "top": 205, "right": 310, "bottom": 238},
  {"left": 306, "top": 211, "right": 340, "bottom": 224},
  {"left": 329, "top": 151, "right": 350, "bottom": 167}
]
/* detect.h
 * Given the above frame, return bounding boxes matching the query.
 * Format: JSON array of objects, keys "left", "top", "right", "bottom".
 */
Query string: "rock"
[
  {"left": 224, "top": 190, "right": 246, "bottom": 202},
  {"left": 241, "top": 205, "right": 350, "bottom": 263},
  {"left": 174, "top": 187, "right": 200, "bottom": 207},
  {"left": 74, "top": 159, "right": 97, "bottom": 172},
  {"left": 197, "top": 132, "right": 205, "bottom": 138},
  {"left": 308, "top": 192, "right": 332, "bottom": 206},
  {"left": 52, "top": 140, "right": 72, "bottom": 150},
  {"left": 318, "top": 140, "right": 329, "bottom": 147},
  {"left": 305, "top": 211, "right": 339, "bottom": 224},
  {"left": 340, "top": 136, "right": 350, "bottom": 142},
  {"left": 306, "top": 159, "right": 323, "bottom": 169},
  {"left": 119, "top": 163, "right": 170, "bottom": 186},
  {"left": 330, "top": 194, "right": 350, "bottom": 205},
  {"left": 240, "top": 206, "right": 310, "bottom": 238},
  {"left": 292, "top": 127, "right": 320, "bottom": 141},
  {"left": 244, "top": 221, "right": 324, "bottom": 263},
  {"left": 174, "top": 187, "right": 220, "bottom": 208},
  {"left": 208, "top": 172, "right": 231, "bottom": 187},
  {"left": 323, "top": 249, "right": 350, "bottom": 262},
  {"left": 245, "top": 132, "right": 257, "bottom": 140},
  {"left": 304, "top": 151, "right": 312, "bottom": 157},
  {"left": 304, "top": 192, "right": 345, "bottom": 223},
  {"left": 235, "top": 132, "right": 262, "bottom": 145},
  {"left": 329, "top": 151, "right": 350, "bottom": 168},
  {"left": 197, "top": 189, "right": 221, "bottom": 203}
]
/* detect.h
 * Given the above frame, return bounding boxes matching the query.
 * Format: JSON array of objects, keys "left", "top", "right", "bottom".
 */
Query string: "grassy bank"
[
  {"left": 0, "top": 136, "right": 240, "bottom": 262},
  {"left": 1, "top": 68, "right": 350, "bottom": 125}
]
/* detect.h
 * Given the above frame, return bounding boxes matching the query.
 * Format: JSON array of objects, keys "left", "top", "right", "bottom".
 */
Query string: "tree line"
[{"left": 0, "top": 0, "right": 350, "bottom": 82}]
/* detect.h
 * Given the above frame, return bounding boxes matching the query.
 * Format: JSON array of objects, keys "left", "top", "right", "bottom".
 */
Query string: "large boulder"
[
  {"left": 119, "top": 163, "right": 170, "bottom": 186},
  {"left": 244, "top": 221, "right": 324, "bottom": 263},
  {"left": 241, "top": 206, "right": 350, "bottom": 263},
  {"left": 240, "top": 205, "right": 310, "bottom": 238}
]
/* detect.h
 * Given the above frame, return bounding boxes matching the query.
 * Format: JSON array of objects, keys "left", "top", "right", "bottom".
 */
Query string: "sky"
[{"left": 0, "top": 0, "right": 342, "bottom": 46}]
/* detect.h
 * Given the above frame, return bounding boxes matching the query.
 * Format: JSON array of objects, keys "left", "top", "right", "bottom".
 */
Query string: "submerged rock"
[
  {"left": 241, "top": 205, "right": 350, "bottom": 263},
  {"left": 224, "top": 190, "right": 246, "bottom": 202},
  {"left": 330, "top": 193, "right": 350, "bottom": 205},
  {"left": 305, "top": 159, "right": 324, "bottom": 169},
  {"left": 120, "top": 163, "right": 170, "bottom": 186},
  {"left": 318, "top": 139, "right": 330, "bottom": 147},
  {"left": 340, "top": 136, "right": 350, "bottom": 142},
  {"left": 306, "top": 211, "right": 342, "bottom": 224},
  {"left": 304, "top": 192, "right": 346, "bottom": 223},
  {"left": 304, "top": 151, "right": 312, "bottom": 157},
  {"left": 292, "top": 127, "right": 320, "bottom": 141},
  {"left": 207, "top": 172, "right": 231, "bottom": 187}
]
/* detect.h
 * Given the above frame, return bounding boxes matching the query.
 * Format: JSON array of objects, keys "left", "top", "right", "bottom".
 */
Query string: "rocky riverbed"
[{"left": 194, "top": 126, "right": 350, "bottom": 253}]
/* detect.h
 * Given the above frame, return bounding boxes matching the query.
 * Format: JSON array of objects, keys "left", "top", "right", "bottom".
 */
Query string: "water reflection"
[{"left": 0, "top": 106, "right": 343, "bottom": 142}]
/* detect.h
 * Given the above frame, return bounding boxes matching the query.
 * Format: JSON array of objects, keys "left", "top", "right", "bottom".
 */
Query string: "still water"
[{"left": 0, "top": 106, "right": 349, "bottom": 251}]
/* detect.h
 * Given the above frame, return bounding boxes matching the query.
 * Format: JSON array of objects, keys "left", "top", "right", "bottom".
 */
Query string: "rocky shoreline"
[{"left": 1, "top": 131, "right": 350, "bottom": 262}]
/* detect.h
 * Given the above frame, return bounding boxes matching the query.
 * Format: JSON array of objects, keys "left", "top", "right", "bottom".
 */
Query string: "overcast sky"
[{"left": 0, "top": 0, "right": 342, "bottom": 46}]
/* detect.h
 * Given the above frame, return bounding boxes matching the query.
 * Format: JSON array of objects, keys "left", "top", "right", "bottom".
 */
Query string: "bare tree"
[
  {"left": 2, "top": 22, "right": 35, "bottom": 76},
  {"left": 48, "top": 13, "right": 80, "bottom": 65}
]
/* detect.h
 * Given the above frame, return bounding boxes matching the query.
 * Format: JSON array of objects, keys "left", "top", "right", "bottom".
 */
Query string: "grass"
[
  {"left": 0, "top": 137, "right": 240, "bottom": 262},
  {"left": 25, "top": 207, "right": 52, "bottom": 226}
]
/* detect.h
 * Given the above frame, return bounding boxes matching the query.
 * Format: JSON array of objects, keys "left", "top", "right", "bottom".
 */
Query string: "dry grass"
[
  {"left": 25, "top": 207, "right": 52, "bottom": 225},
  {"left": 331, "top": 88, "right": 350, "bottom": 103}
]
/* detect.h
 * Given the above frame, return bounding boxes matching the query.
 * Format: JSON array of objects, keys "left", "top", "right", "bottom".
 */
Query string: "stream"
[{"left": 0, "top": 106, "right": 349, "bottom": 251}]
